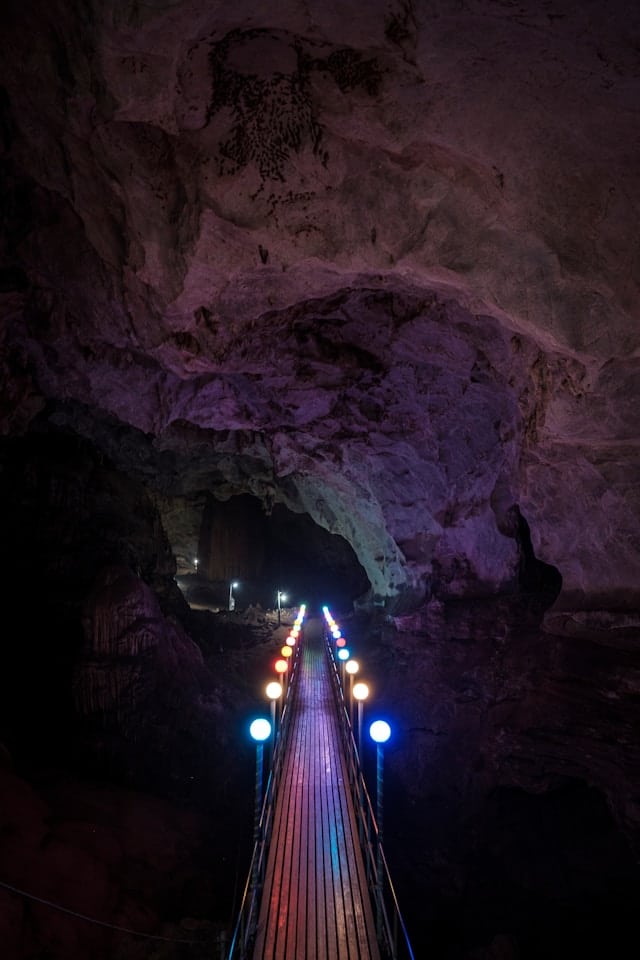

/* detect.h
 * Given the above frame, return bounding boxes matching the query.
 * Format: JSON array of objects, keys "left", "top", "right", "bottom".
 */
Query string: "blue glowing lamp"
[
  {"left": 249, "top": 717, "right": 271, "bottom": 875},
  {"left": 369, "top": 720, "right": 391, "bottom": 743},
  {"left": 249, "top": 718, "right": 272, "bottom": 741},
  {"left": 337, "top": 647, "right": 350, "bottom": 661}
]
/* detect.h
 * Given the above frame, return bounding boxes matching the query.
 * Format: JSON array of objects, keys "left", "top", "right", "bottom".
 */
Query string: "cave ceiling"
[{"left": 1, "top": 0, "right": 639, "bottom": 612}]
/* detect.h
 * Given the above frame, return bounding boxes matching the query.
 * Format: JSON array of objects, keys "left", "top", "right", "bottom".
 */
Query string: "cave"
[{"left": 0, "top": 2, "right": 639, "bottom": 959}]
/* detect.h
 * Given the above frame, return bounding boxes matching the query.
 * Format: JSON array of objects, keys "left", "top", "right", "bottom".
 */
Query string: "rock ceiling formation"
[
  {"left": 0, "top": 1, "right": 639, "bottom": 958},
  {"left": 2, "top": 0, "right": 639, "bottom": 615}
]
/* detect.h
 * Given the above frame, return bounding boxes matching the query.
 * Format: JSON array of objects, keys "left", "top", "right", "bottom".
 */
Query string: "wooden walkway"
[{"left": 251, "top": 621, "right": 380, "bottom": 960}]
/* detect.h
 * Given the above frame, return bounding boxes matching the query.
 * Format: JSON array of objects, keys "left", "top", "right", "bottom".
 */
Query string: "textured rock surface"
[
  {"left": 1, "top": 0, "right": 639, "bottom": 612},
  {"left": 0, "top": 765, "right": 220, "bottom": 960},
  {"left": 360, "top": 600, "right": 640, "bottom": 956},
  {"left": 1, "top": 1, "right": 639, "bottom": 958}
]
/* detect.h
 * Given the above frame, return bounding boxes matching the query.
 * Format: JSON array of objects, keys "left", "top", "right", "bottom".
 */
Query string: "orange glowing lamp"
[{"left": 274, "top": 659, "right": 288, "bottom": 674}]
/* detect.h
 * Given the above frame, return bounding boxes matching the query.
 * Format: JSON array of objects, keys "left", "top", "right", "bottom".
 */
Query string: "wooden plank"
[
  {"left": 253, "top": 694, "right": 300, "bottom": 957},
  {"left": 270, "top": 694, "right": 304, "bottom": 959},
  {"left": 313, "top": 671, "right": 329, "bottom": 960},
  {"left": 279, "top": 702, "right": 306, "bottom": 959},
  {"left": 326, "top": 723, "right": 354, "bottom": 959},
  {"left": 322, "top": 647, "right": 379, "bottom": 960},
  {"left": 298, "top": 686, "right": 314, "bottom": 960},
  {"left": 320, "top": 687, "right": 343, "bottom": 959},
  {"left": 329, "top": 707, "right": 375, "bottom": 958},
  {"left": 284, "top": 691, "right": 304, "bottom": 958}
]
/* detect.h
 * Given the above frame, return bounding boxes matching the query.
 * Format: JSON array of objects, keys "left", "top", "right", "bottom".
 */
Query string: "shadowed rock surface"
[{"left": 0, "top": 1, "right": 638, "bottom": 957}]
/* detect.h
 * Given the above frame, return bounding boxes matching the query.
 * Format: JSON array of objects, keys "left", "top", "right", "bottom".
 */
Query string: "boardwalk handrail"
[
  {"left": 325, "top": 633, "right": 416, "bottom": 960},
  {"left": 226, "top": 641, "right": 302, "bottom": 960}
]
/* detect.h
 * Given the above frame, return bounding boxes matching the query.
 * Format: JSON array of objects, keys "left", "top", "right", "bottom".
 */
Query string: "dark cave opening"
[
  {"left": 516, "top": 507, "right": 562, "bottom": 606},
  {"left": 188, "top": 491, "right": 371, "bottom": 611}
]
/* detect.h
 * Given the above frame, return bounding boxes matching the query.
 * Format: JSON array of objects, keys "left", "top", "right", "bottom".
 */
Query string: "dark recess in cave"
[
  {"left": 460, "top": 780, "right": 639, "bottom": 958},
  {"left": 190, "top": 492, "right": 370, "bottom": 611},
  {"left": 265, "top": 501, "right": 371, "bottom": 607},
  {"left": 0, "top": 432, "right": 176, "bottom": 764},
  {"left": 517, "top": 507, "right": 562, "bottom": 604},
  {"left": 384, "top": 770, "right": 639, "bottom": 960}
]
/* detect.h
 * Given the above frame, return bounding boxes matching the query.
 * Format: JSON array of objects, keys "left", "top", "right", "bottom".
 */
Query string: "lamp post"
[
  {"left": 352, "top": 681, "right": 369, "bottom": 758},
  {"left": 280, "top": 645, "right": 293, "bottom": 685},
  {"left": 249, "top": 718, "right": 272, "bottom": 892},
  {"left": 265, "top": 681, "right": 283, "bottom": 766},
  {"left": 369, "top": 720, "right": 391, "bottom": 938},
  {"left": 229, "top": 580, "right": 239, "bottom": 611},
  {"left": 194, "top": 557, "right": 199, "bottom": 575},
  {"left": 345, "top": 659, "right": 360, "bottom": 723},
  {"left": 276, "top": 590, "right": 287, "bottom": 625},
  {"left": 274, "top": 658, "right": 288, "bottom": 695},
  {"left": 265, "top": 680, "right": 283, "bottom": 728},
  {"left": 337, "top": 646, "right": 350, "bottom": 691}
]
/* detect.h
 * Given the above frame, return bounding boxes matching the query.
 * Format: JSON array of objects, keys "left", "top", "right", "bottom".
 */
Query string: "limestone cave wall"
[{"left": 0, "top": 1, "right": 639, "bottom": 958}]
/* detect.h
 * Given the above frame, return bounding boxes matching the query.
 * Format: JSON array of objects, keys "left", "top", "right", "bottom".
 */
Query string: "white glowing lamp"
[
  {"left": 249, "top": 718, "right": 272, "bottom": 741},
  {"left": 353, "top": 682, "right": 370, "bottom": 702},
  {"left": 370, "top": 720, "right": 391, "bottom": 743}
]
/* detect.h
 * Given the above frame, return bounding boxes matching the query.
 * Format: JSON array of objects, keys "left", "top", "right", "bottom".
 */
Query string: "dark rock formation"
[{"left": 0, "top": 0, "right": 638, "bottom": 957}]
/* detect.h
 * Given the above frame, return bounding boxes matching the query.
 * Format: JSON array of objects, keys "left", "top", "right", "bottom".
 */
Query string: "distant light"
[
  {"left": 322, "top": 605, "right": 329, "bottom": 614},
  {"left": 250, "top": 718, "right": 272, "bottom": 741},
  {"left": 274, "top": 659, "right": 288, "bottom": 674},
  {"left": 232, "top": 581, "right": 239, "bottom": 588},
  {"left": 345, "top": 659, "right": 359, "bottom": 675},
  {"left": 332, "top": 628, "right": 341, "bottom": 638},
  {"left": 287, "top": 634, "right": 296, "bottom": 645},
  {"left": 336, "top": 637, "right": 347, "bottom": 648},
  {"left": 281, "top": 645, "right": 293, "bottom": 658},
  {"left": 353, "top": 682, "right": 370, "bottom": 701},
  {"left": 337, "top": 648, "right": 350, "bottom": 661},
  {"left": 265, "top": 681, "right": 283, "bottom": 700},
  {"left": 370, "top": 720, "right": 391, "bottom": 744}
]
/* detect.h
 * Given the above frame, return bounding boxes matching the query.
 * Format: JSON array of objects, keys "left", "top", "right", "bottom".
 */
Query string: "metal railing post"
[
  {"left": 251, "top": 742, "right": 264, "bottom": 896},
  {"left": 376, "top": 741, "right": 384, "bottom": 941}
]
